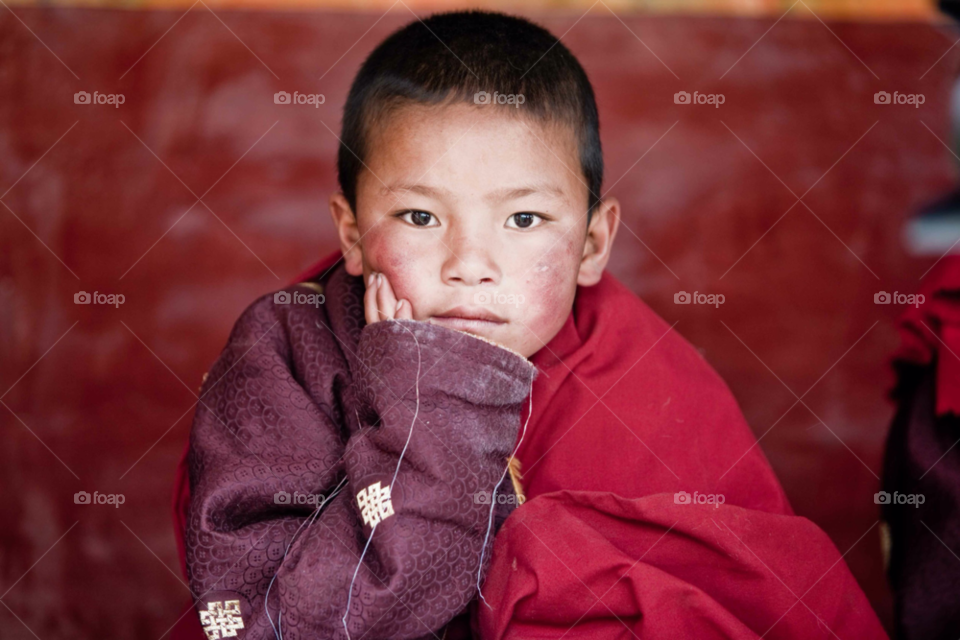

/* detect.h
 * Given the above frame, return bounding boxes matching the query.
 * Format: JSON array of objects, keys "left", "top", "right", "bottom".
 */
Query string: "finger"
[
  {"left": 376, "top": 273, "right": 399, "bottom": 321},
  {"left": 395, "top": 299, "right": 413, "bottom": 320},
  {"left": 364, "top": 272, "right": 379, "bottom": 325}
]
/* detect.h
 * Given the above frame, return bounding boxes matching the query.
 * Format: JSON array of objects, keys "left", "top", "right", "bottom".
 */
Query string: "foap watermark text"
[
  {"left": 675, "top": 291, "right": 724, "bottom": 308},
  {"left": 275, "top": 291, "right": 325, "bottom": 308},
  {"left": 875, "top": 291, "right": 924, "bottom": 308},
  {"left": 674, "top": 91, "right": 725, "bottom": 108},
  {"left": 75, "top": 491, "right": 125, "bottom": 508},
  {"left": 674, "top": 491, "right": 725, "bottom": 508},
  {"left": 875, "top": 491, "right": 924, "bottom": 508},
  {"left": 474, "top": 490, "right": 524, "bottom": 505},
  {"left": 474, "top": 290, "right": 524, "bottom": 307},
  {"left": 74, "top": 91, "right": 125, "bottom": 108},
  {"left": 75, "top": 291, "right": 125, "bottom": 307},
  {"left": 874, "top": 91, "right": 924, "bottom": 108},
  {"left": 474, "top": 91, "right": 525, "bottom": 108},
  {"left": 274, "top": 491, "right": 328, "bottom": 506},
  {"left": 274, "top": 91, "right": 325, "bottom": 107}
]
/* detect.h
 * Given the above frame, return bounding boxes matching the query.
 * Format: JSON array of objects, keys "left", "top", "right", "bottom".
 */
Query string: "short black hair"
[{"left": 337, "top": 10, "right": 603, "bottom": 220}]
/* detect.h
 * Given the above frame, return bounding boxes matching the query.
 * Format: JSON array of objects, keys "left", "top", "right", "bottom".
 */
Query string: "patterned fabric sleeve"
[{"left": 185, "top": 294, "right": 536, "bottom": 640}]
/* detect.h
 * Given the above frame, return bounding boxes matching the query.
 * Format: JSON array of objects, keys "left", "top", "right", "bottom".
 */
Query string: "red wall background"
[{"left": 0, "top": 6, "right": 956, "bottom": 637}]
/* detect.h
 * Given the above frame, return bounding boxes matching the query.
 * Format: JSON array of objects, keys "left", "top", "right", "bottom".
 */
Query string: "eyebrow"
[{"left": 380, "top": 182, "right": 566, "bottom": 204}]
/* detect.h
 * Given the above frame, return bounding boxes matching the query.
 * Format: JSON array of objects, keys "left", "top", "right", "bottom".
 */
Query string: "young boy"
[{"left": 176, "top": 10, "right": 887, "bottom": 640}]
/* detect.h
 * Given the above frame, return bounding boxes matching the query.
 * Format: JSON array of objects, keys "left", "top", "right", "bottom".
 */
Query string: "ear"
[
  {"left": 577, "top": 197, "right": 620, "bottom": 287},
  {"left": 329, "top": 192, "right": 364, "bottom": 277}
]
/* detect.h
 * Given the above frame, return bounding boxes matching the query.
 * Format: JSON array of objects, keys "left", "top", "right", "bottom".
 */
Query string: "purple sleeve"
[{"left": 184, "top": 297, "right": 536, "bottom": 640}]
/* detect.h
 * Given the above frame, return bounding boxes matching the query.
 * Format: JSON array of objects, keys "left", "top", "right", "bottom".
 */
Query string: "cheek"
[
  {"left": 520, "top": 238, "right": 581, "bottom": 325},
  {"left": 361, "top": 230, "right": 427, "bottom": 304}
]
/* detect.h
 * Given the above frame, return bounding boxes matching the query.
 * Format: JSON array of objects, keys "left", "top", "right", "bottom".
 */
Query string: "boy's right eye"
[{"left": 396, "top": 210, "right": 439, "bottom": 227}]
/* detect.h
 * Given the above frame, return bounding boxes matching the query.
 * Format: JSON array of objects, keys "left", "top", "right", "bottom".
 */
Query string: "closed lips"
[{"left": 432, "top": 306, "right": 506, "bottom": 323}]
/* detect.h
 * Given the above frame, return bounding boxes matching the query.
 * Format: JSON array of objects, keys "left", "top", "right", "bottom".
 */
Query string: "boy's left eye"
[{"left": 506, "top": 212, "right": 545, "bottom": 229}]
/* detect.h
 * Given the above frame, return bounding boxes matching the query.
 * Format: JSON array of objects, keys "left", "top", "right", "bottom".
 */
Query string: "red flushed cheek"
[
  {"left": 361, "top": 231, "right": 422, "bottom": 307},
  {"left": 522, "top": 241, "right": 580, "bottom": 329},
  {"left": 383, "top": 257, "right": 418, "bottom": 304},
  {"left": 527, "top": 271, "right": 572, "bottom": 328}
]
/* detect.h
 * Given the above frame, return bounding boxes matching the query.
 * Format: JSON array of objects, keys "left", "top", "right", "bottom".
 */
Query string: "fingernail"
[
  {"left": 377, "top": 273, "right": 382, "bottom": 286},
  {"left": 368, "top": 272, "right": 376, "bottom": 287},
  {"left": 396, "top": 300, "right": 404, "bottom": 311}
]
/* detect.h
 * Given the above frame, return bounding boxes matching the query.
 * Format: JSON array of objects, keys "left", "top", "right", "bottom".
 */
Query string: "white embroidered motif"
[
  {"left": 357, "top": 481, "right": 395, "bottom": 527},
  {"left": 200, "top": 600, "right": 245, "bottom": 639}
]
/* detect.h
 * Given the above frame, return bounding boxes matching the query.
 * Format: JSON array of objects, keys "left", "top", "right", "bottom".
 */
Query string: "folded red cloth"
[
  {"left": 473, "top": 254, "right": 885, "bottom": 639},
  {"left": 891, "top": 256, "right": 960, "bottom": 416}
]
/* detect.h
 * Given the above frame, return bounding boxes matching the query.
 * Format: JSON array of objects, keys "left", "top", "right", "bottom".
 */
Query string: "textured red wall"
[{"left": 0, "top": 6, "right": 956, "bottom": 637}]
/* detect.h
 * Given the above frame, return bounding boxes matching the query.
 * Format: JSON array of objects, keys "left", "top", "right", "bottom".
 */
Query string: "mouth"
[{"left": 429, "top": 306, "right": 507, "bottom": 334}]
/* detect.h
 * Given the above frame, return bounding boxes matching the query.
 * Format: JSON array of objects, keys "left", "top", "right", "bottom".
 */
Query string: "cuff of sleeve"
[{"left": 357, "top": 319, "right": 537, "bottom": 406}]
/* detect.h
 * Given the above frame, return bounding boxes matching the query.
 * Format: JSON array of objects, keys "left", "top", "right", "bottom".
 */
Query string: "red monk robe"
[{"left": 172, "top": 251, "right": 885, "bottom": 639}]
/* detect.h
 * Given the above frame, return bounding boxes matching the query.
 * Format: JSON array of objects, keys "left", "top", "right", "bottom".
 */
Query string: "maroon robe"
[{"left": 179, "top": 261, "right": 533, "bottom": 638}]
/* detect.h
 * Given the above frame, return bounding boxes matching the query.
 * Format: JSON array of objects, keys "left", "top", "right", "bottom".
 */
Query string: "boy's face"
[{"left": 330, "top": 102, "right": 619, "bottom": 358}]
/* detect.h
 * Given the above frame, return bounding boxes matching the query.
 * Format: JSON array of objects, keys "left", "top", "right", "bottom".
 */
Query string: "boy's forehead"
[
  {"left": 377, "top": 181, "right": 567, "bottom": 204},
  {"left": 361, "top": 102, "right": 586, "bottom": 205}
]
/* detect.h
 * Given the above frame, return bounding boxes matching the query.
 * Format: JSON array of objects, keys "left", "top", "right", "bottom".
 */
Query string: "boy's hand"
[{"left": 365, "top": 272, "right": 413, "bottom": 325}]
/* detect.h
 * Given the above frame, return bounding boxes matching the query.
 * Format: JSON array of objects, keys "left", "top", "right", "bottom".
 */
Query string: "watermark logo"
[
  {"left": 274, "top": 491, "right": 327, "bottom": 506},
  {"left": 474, "top": 490, "right": 525, "bottom": 506},
  {"left": 674, "top": 490, "right": 725, "bottom": 508},
  {"left": 874, "top": 491, "right": 924, "bottom": 508},
  {"left": 874, "top": 91, "right": 924, "bottom": 108},
  {"left": 474, "top": 290, "right": 525, "bottom": 307},
  {"left": 74, "top": 491, "right": 125, "bottom": 508},
  {"left": 874, "top": 291, "right": 924, "bottom": 308},
  {"left": 74, "top": 91, "right": 125, "bottom": 108},
  {"left": 274, "top": 290, "right": 325, "bottom": 308},
  {"left": 474, "top": 91, "right": 525, "bottom": 108},
  {"left": 674, "top": 291, "right": 725, "bottom": 308},
  {"left": 274, "top": 91, "right": 325, "bottom": 108},
  {"left": 75, "top": 291, "right": 125, "bottom": 308},
  {"left": 674, "top": 91, "right": 725, "bottom": 108}
]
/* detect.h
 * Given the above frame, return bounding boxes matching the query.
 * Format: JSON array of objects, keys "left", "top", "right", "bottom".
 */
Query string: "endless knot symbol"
[
  {"left": 199, "top": 599, "right": 244, "bottom": 639},
  {"left": 357, "top": 481, "right": 395, "bottom": 527}
]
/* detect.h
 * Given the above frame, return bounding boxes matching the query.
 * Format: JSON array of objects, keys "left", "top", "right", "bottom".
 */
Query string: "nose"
[{"left": 440, "top": 227, "right": 501, "bottom": 287}]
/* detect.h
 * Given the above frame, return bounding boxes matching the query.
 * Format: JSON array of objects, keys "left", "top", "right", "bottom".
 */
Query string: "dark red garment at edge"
[
  {"left": 891, "top": 256, "right": 960, "bottom": 417},
  {"left": 172, "top": 252, "right": 885, "bottom": 639}
]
